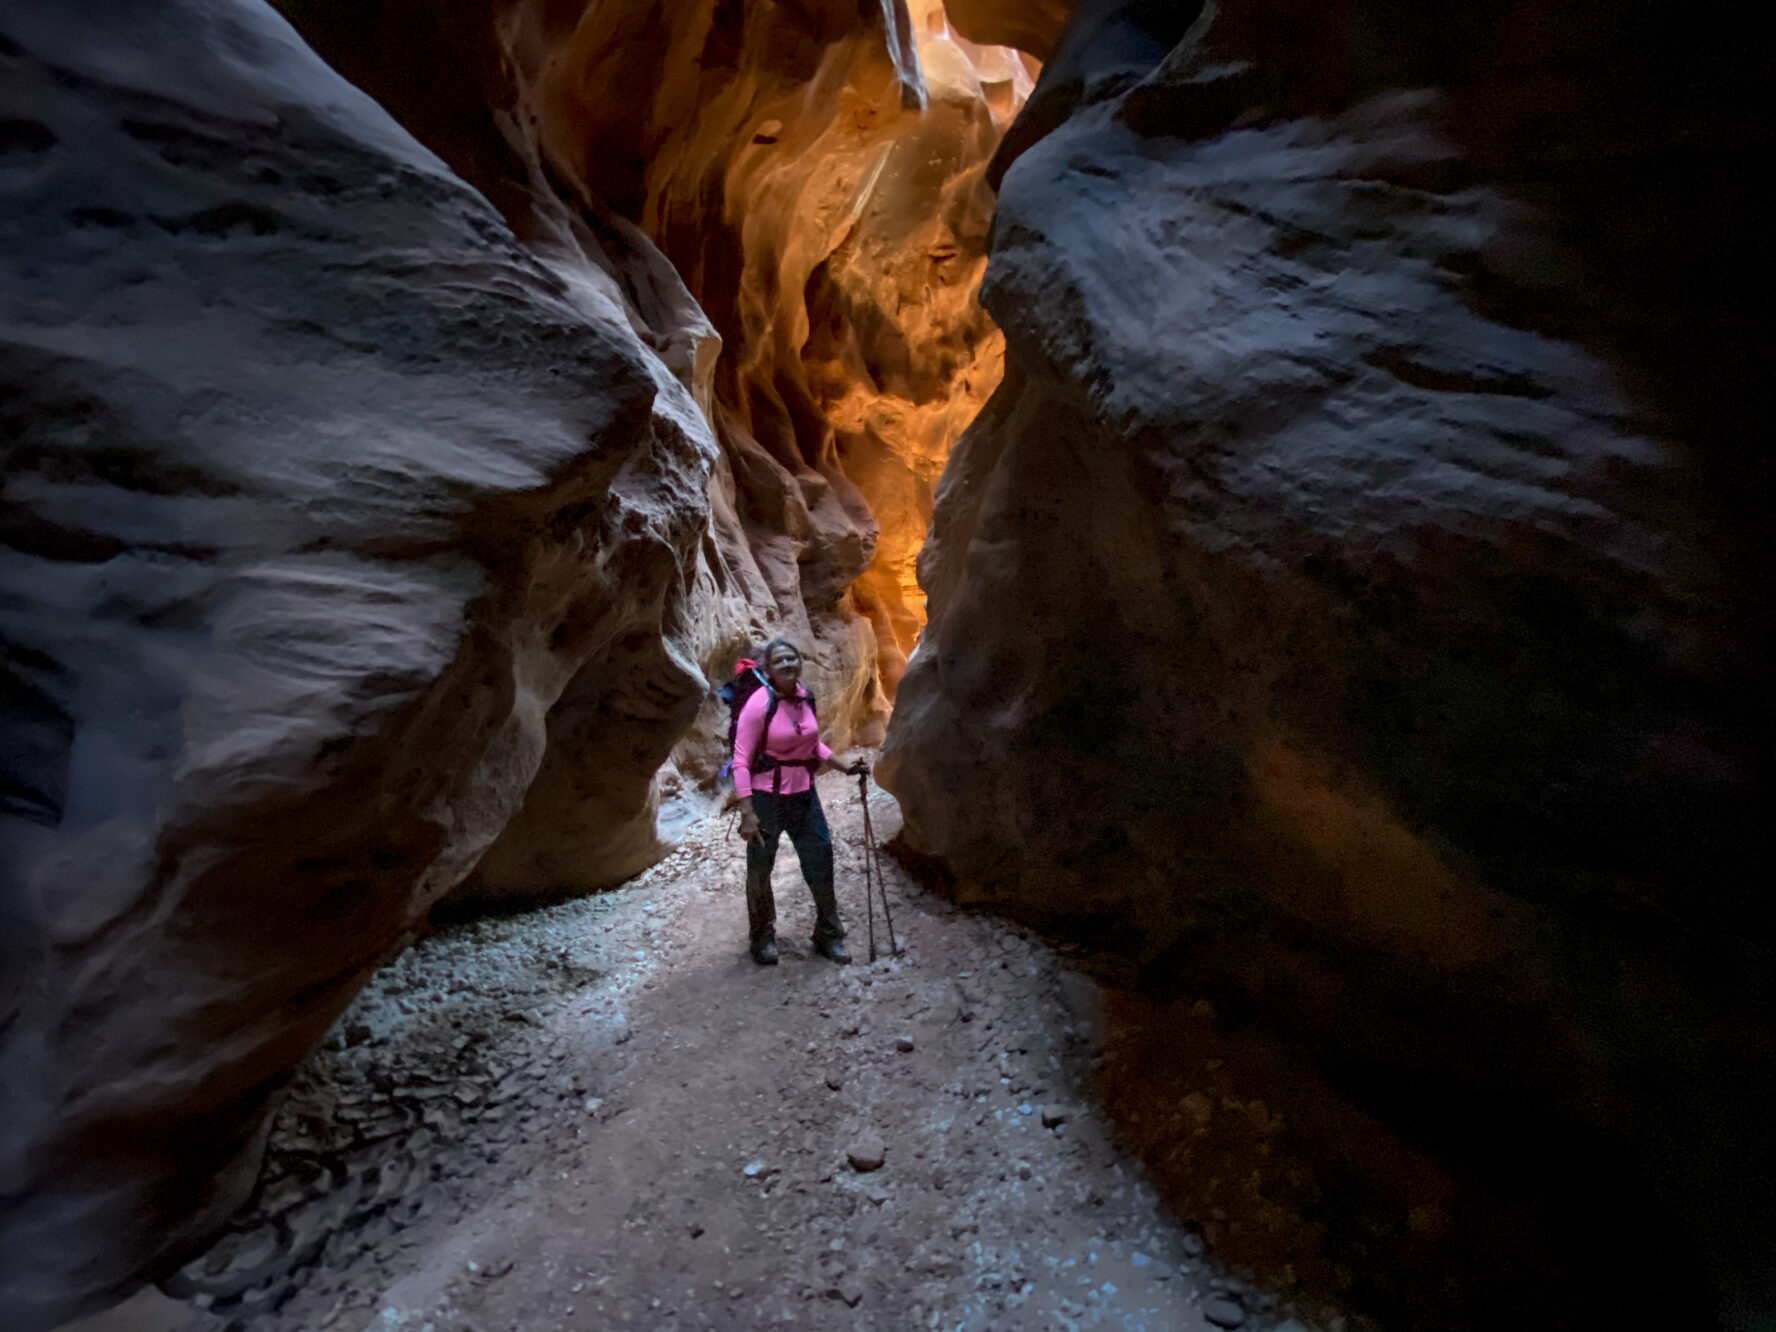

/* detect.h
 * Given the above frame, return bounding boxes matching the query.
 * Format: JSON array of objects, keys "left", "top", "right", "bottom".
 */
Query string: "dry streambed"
[{"left": 70, "top": 777, "right": 1344, "bottom": 1332}]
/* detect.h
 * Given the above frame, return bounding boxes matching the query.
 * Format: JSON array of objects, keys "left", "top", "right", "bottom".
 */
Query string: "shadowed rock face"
[
  {"left": 882, "top": 0, "right": 1774, "bottom": 1325},
  {"left": 0, "top": 2, "right": 719, "bottom": 1325}
]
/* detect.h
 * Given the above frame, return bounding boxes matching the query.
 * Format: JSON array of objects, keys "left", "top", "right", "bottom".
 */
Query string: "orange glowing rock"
[{"left": 516, "top": 0, "right": 1034, "bottom": 727}]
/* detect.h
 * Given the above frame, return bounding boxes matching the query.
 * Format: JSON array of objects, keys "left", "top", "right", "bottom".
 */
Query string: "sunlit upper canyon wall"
[
  {"left": 0, "top": 1, "right": 1030, "bottom": 1326},
  {"left": 527, "top": 0, "right": 1034, "bottom": 705},
  {"left": 292, "top": 0, "right": 1032, "bottom": 718},
  {"left": 273, "top": 0, "right": 1035, "bottom": 900}
]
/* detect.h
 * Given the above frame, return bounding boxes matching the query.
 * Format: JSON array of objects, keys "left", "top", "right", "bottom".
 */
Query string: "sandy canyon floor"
[{"left": 70, "top": 770, "right": 1332, "bottom": 1332}]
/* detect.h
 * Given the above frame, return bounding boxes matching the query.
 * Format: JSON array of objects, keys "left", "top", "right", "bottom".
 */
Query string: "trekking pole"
[
  {"left": 858, "top": 771, "right": 901, "bottom": 957},
  {"left": 857, "top": 770, "right": 878, "bottom": 962}
]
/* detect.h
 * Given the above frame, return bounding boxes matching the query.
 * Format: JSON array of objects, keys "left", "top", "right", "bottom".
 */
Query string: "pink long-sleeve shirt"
[{"left": 732, "top": 685, "right": 831, "bottom": 798}]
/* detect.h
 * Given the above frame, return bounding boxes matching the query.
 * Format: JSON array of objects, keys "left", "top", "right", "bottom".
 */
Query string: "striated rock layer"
[
  {"left": 882, "top": 0, "right": 1774, "bottom": 1325},
  {"left": 0, "top": 2, "right": 720, "bottom": 1324}
]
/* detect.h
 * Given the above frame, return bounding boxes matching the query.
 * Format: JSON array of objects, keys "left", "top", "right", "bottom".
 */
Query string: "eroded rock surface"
[
  {"left": 279, "top": 0, "right": 1033, "bottom": 890},
  {"left": 526, "top": 0, "right": 1030, "bottom": 737},
  {"left": 1, "top": 0, "right": 1042, "bottom": 1318},
  {"left": 287, "top": 0, "right": 1031, "bottom": 742},
  {"left": 883, "top": 0, "right": 1774, "bottom": 1325},
  {"left": 0, "top": 3, "right": 718, "bottom": 1324}
]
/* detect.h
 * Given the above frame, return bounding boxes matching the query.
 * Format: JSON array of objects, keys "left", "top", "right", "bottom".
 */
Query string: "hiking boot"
[
  {"left": 751, "top": 939, "right": 779, "bottom": 966},
  {"left": 813, "top": 935, "right": 851, "bottom": 965},
  {"left": 809, "top": 878, "right": 846, "bottom": 950}
]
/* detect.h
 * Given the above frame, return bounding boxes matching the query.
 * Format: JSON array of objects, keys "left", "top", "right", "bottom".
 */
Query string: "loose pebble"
[
  {"left": 1204, "top": 1295, "right": 1247, "bottom": 1328},
  {"left": 847, "top": 1130, "right": 887, "bottom": 1172}
]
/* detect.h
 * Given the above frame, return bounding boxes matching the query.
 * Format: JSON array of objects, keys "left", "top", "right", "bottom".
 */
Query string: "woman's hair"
[{"left": 759, "top": 637, "right": 802, "bottom": 668}]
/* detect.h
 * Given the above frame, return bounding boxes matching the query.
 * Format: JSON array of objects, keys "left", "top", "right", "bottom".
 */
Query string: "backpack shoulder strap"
[{"left": 759, "top": 687, "right": 784, "bottom": 793}]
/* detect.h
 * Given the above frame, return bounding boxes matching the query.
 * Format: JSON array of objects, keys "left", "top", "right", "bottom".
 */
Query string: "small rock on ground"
[
  {"left": 847, "top": 1129, "right": 887, "bottom": 1172},
  {"left": 1206, "top": 1294, "right": 1248, "bottom": 1328}
]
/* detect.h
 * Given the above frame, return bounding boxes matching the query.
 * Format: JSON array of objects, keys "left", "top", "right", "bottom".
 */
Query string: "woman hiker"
[{"left": 731, "top": 638, "right": 867, "bottom": 965}]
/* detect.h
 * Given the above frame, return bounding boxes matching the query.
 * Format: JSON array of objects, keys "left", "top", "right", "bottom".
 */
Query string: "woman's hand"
[{"left": 736, "top": 801, "right": 761, "bottom": 842}]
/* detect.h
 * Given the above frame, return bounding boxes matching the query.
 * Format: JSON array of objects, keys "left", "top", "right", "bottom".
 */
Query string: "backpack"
[{"left": 718, "top": 656, "right": 818, "bottom": 790}]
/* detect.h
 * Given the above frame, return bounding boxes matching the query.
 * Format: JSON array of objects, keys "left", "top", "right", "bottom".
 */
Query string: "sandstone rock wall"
[
  {"left": 525, "top": 0, "right": 1028, "bottom": 737},
  {"left": 277, "top": 0, "right": 1032, "bottom": 897},
  {"left": 0, "top": 3, "right": 720, "bottom": 1324},
  {"left": 0, "top": 0, "right": 1041, "bottom": 1317},
  {"left": 881, "top": 0, "right": 1775, "bottom": 1324}
]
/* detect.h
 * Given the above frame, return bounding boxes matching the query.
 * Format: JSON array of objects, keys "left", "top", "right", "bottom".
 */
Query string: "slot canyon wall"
[
  {"left": 0, "top": 3, "right": 720, "bottom": 1325},
  {"left": 0, "top": 0, "right": 1023, "bottom": 1326},
  {"left": 273, "top": 0, "right": 1032, "bottom": 899},
  {"left": 880, "top": 0, "right": 1775, "bottom": 1326}
]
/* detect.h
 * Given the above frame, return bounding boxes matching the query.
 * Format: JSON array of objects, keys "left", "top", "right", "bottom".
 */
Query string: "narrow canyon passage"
[{"left": 4, "top": 0, "right": 1773, "bottom": 1330}]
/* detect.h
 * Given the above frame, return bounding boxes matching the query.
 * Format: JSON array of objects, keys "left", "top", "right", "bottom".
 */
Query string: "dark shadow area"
[{"left": 1092, "top": 988, "right": 1717, "bottom": 1332}]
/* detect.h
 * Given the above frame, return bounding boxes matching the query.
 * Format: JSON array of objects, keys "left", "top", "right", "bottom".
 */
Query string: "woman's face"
[{"left": 766, "top": 645, "right": 802, "bottom": 693}]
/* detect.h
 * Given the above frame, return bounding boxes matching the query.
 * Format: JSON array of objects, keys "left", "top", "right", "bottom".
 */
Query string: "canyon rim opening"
[{"left": 2, "top": 1, "right": 1772, "bottom": 1331}]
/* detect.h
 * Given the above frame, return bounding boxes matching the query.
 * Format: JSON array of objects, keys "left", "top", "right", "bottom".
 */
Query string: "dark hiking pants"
[{"left": 746, "top": 790, "right": 843, "bottom": 949}]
